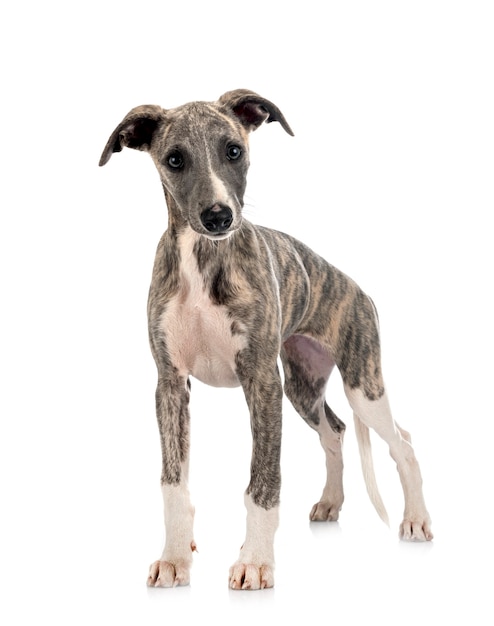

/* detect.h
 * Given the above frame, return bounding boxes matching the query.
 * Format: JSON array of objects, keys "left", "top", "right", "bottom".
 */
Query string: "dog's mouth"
[
  {"left": 197, "top": 223, "right": 242, "bottom": 241},
  {"left": 191, "top": 208, "right": 242, "bottom": 240},
  {"left": 204, "top": 231, "right": 235, "bottom": 241},
  {"left": 187, "top": 218, "right": 240, "bottom": 241}
]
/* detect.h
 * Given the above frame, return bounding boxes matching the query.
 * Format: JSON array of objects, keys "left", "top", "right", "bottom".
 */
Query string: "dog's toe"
[
  {"left": 229, "top": 563, "right": 274, "bottom": 590},
  {"left": 310, "top": 501, "right": 341, "bottom": 522},
  {"left": 147, "top": 559, "right": 191, "bottom": 587},
  {"left": 399, "top": 518, "right": 433, "bottom": 542}
]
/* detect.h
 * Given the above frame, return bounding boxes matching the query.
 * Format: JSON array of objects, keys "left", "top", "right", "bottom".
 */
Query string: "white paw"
[
  {"left": 399, "top": 517, "right": 433, "bottom": 542},
  {"left": 310, "top": 500, "right": 342, "bottom": 521},
  {"left": 229, "top": 562, "right": 274, "bottom": 590},
  {"left": 147, "top": 558, "right": 191, "bottom": 587}
]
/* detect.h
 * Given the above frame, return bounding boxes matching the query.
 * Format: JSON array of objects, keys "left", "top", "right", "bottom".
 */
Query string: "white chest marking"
[{"left": 160, "top": 230, "right": 245, "bottom": 388}]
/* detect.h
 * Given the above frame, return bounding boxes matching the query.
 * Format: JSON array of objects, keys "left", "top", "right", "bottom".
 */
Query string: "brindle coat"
[{"left": 100, "top": 89, "right": 433, "bottom": 590}]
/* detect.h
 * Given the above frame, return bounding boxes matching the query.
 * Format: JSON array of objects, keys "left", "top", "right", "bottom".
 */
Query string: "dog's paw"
[
  {"left": 147, "top": 559, "right": 191, "bottom": 588},
  {"left": 309, "top": 500, "right": 341, "bottom": 522},
  {"left": 399, "top": 517, "right": 433, "bottom": 542},
  {"left": 229, "top": 563, "right": 274, "bottom": 590}
]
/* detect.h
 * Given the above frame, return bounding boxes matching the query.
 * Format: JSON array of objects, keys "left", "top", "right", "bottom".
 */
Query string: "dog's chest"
[{"left": 159, "top": 234, "right": 245, "bottom": 388}]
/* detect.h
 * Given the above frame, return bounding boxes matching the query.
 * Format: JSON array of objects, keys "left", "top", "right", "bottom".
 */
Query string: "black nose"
[{"left": 200, "top": 204, "right": 233, "bottom": 233}]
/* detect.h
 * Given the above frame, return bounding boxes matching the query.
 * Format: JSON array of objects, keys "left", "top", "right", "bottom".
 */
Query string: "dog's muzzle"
[{"left": 200, "top": 204, "right": 233, "bottom": 236}]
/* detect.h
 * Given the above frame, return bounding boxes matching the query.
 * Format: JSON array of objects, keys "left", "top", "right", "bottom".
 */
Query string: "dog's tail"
[{"left": 353, "top": 414, "right": 390, "bottom": 526}]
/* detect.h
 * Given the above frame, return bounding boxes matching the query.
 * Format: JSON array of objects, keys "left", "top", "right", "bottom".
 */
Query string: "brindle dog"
[{"left": 99, "top": 89, "right": 433, "bottom": 590}]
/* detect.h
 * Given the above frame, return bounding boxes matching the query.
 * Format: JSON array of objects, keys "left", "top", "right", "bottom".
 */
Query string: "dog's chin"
[
  {"left": 202, "top": 231, "right": 235, "bottom": 241},
  {"left": 193, "top": 225, "right": 239, "bottom": 241}
]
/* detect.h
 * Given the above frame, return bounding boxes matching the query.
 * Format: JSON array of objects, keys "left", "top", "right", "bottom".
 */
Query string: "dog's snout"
[{"left": 200, "top": 204, "right": 233, "bottom": 234}]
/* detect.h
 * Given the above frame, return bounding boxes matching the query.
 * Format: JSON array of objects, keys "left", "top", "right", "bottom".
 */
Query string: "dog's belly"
[{"left": 160, "top": 296, "right": 245, "bottom": 388}]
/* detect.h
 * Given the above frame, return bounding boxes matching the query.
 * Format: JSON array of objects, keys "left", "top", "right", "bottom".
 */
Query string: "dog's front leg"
[
  {"left": 147, "top": 373, "right": 196, "bottom": 588},
  {"left": 229, "top": 363, "right": 283, "bottom": 590}
]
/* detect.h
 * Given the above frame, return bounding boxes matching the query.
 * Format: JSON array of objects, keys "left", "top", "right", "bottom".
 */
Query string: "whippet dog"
[{"left": 99, "top": 89, "right": 433, "bottom": 590}]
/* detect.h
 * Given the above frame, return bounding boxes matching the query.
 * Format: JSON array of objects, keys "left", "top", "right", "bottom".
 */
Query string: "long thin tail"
[{"left": 353, "top": 413, "right": 389, "bottom": 526}]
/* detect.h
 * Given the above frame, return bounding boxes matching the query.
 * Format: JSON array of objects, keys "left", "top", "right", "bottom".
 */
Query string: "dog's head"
[{"left": 99, "top": 90, "right": 293, "bottom": 239}]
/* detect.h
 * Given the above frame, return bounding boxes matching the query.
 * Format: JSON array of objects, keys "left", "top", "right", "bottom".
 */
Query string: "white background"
[{"left": 1, "top": 1, "right": 493, "bottom": 624}]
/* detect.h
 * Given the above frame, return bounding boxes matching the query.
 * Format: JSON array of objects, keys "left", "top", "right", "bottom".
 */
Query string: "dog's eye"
[
  {"left": 226, "top": 145, "right": 242, "bottom": 161},
  {"left": 167, "top": 150, "right": 184, "bottom": 170}
]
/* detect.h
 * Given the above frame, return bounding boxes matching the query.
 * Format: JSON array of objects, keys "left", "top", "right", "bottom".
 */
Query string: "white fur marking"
[
  {"left": 161, "top": 482, "right": 195, "bottom": 562},
  {"left": 147, "top": 480, "right": 196, "bottom": 587},
  {"left": 210, "top": 168, "right": 230, "bottom": 205},
  {"left": 242, "top": 493, "right": 278, "bottom": 563},
  {"left": 159, "top": 228, "right": 246, "bottom": 387},
  {"left": 229, "top": 494, "right": 279, "bottom": 589},
  {"left": 205, "top": 142, "right": 234, "bottom": 207}
]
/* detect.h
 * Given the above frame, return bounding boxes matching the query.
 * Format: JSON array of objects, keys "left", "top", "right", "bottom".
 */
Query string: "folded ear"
[
  {"left": 218, "top": 89, "right": 294, "bottom": 136},
  {"left": 99, "top": 105, "right": 166, "bottom": 166}
]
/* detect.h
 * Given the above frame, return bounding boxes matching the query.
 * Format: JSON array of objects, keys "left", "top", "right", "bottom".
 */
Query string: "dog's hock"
[{"left": 218, "top": 89, "right": 294, "bottom": 136}]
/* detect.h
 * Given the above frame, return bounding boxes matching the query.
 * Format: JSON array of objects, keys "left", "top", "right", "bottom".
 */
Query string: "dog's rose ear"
[
  {"left": 218, "top": 89, "right": 294, "bottom": 136},
  {"left": 99, "top": 105, "right": 165, "bottom": 166}
]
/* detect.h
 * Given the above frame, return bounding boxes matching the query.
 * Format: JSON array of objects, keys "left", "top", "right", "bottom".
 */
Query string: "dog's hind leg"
[
  {"left": 281, "top": 334, "right": 346, "bottom": 521},
  {"left": 346, "top": 386, "right": 433, "bottom": 541}
]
